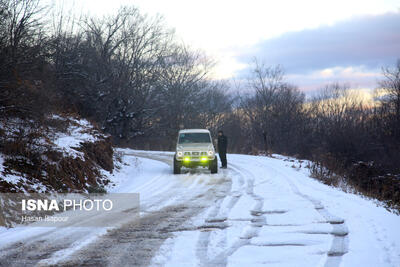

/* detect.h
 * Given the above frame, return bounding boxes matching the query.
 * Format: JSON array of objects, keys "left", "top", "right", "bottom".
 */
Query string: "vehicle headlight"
[
  {"left": 177, "top": 151, "right": 183, "bottom": 157},
  {"left": 207, "top": 150, "right": 214, "bottom": 156}
]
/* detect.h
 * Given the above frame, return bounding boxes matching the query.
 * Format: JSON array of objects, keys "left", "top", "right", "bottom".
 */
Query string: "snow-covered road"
[{"left": 0, "top": 150, "right": 399, "bottom": 267}]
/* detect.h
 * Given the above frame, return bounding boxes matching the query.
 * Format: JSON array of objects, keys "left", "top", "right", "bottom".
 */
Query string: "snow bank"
[{"left": 52, "top": 117, "right": 102, "bottom": 159}]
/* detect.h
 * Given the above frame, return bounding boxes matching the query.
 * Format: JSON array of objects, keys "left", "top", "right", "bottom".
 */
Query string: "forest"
[{"left": 0, "top": 0, "right": 399, "bottom": 209}]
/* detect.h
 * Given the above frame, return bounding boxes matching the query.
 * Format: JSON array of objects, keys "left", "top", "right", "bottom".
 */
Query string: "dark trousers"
[{"left": 219, "top": 151, "right": 227, "bottom": 167}]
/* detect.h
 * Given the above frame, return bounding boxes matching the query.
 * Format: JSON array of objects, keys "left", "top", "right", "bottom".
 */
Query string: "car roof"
[{"left": 178, "top": 129, "right": 210, "bottom": 134}]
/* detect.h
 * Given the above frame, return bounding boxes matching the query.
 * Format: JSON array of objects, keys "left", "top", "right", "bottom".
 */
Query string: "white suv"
[{"left": 174, "top": 129, "right": 218, "bottom": 174}]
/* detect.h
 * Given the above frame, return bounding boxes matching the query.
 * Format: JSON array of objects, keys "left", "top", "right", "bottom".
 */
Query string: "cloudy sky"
[{"left": 61, "top": 0, "right": 400, "bottom": 92}]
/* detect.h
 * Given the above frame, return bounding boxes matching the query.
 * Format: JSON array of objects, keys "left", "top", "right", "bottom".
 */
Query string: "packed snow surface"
[{"left": 0, "top": 150, "right": 399, "bottom": 266}]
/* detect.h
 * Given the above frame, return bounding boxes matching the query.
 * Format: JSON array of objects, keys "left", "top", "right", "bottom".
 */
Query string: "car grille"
[{"left": 183, "top": 151, "right": 207, "bottom": 157}]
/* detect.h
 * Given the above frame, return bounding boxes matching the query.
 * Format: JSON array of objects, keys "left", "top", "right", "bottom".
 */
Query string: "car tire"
[
  {"left": 173, "top": 156, "right": 181, "bottom": 174},
  {"left": 210, "top": 158, "right": 218, "bottom": 174}
]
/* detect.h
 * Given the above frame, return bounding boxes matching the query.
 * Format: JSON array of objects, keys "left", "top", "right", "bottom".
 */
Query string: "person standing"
[{"left": 217, "top": 130, "right": 228, "bottom": 168}]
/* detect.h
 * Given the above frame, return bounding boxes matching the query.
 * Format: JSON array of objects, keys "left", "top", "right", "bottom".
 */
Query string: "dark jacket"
[{"left": 218, "top": 135, "right": 228, "bottom": 153}]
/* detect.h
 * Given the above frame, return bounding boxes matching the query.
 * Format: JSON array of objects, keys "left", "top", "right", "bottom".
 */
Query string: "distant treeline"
[{"left": 1, "top": 0, "right": 399, "bottom": 208}]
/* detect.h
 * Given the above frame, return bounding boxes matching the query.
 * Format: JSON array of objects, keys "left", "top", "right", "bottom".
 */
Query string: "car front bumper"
[{"left": 176, "top": 154, "right": 215, "bottom": 167}]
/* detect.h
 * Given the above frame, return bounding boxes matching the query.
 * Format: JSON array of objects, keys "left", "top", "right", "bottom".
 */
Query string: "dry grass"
[
  {"left": 0, "top": 116, "right": 113, "bottom": 193},
  {"left": 310, "top": 158, "right": 400, "bottom": 214}
]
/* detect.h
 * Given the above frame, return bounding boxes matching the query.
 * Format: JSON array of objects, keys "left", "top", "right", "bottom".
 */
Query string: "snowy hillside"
[{"left": 0, "top": 115, "right": 113, "bottom": 194}]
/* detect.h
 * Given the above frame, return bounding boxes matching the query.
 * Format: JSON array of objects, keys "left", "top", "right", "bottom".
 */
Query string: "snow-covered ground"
[
  {"left": 0, "top": 115, "right": 109, "bottom": 193},
  {"left": 0, "top": 149, "right": 399, "bottom": 266},
  {"left": 51, "top": 116, "right": 104, "bottom": 160}
]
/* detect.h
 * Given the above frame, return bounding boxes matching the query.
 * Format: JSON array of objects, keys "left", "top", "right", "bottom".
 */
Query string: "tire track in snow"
[
  {"left": 261, "top": 159, "right": 349, "bottom": 267},
  {"left": 123, "top": 152, "right": 236, "bottom": 266},
  {"left": 194, "top": 166, "right": 244, "bottom": 266},
  {"left": 58, "top": 204, "right": 208, "bottom": 267},
  {"left": 43, "top": 153, "right": 232, "bottom": 266},
  {"left": 196, "top": 163, "right": 266, "bottom": 266}
]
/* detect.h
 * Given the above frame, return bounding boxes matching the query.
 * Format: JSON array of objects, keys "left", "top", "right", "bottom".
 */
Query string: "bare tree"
[
  {"left": 153, "top": 45, "right": 214, "bottom": 147},
  {"left": 0, "top": 0, "right": 47, "bottom": 65},
  {"left": 51, "top": 7, "right": 176, "bottom": 144},
  {"left": 379, "top": 59, "right": 400, "bottom": 139},
  {"left": 240, "top": 61, "right": 305, "bottom": 154},
  {"left": 0, "top": 0, "right": 50, "bottom": 118}
]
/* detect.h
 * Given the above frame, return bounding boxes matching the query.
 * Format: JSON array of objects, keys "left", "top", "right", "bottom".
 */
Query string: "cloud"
[
  {"left": 286, "top": 66, "right": 382, "bottom": 92},
  {"left": 237, "top": 12, "right": 400, "bottom": 75}
]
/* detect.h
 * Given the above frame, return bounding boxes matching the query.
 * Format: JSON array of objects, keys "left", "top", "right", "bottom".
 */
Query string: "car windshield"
[{"left": 178, "top": 133, "right": 211, "bottom": 144}]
